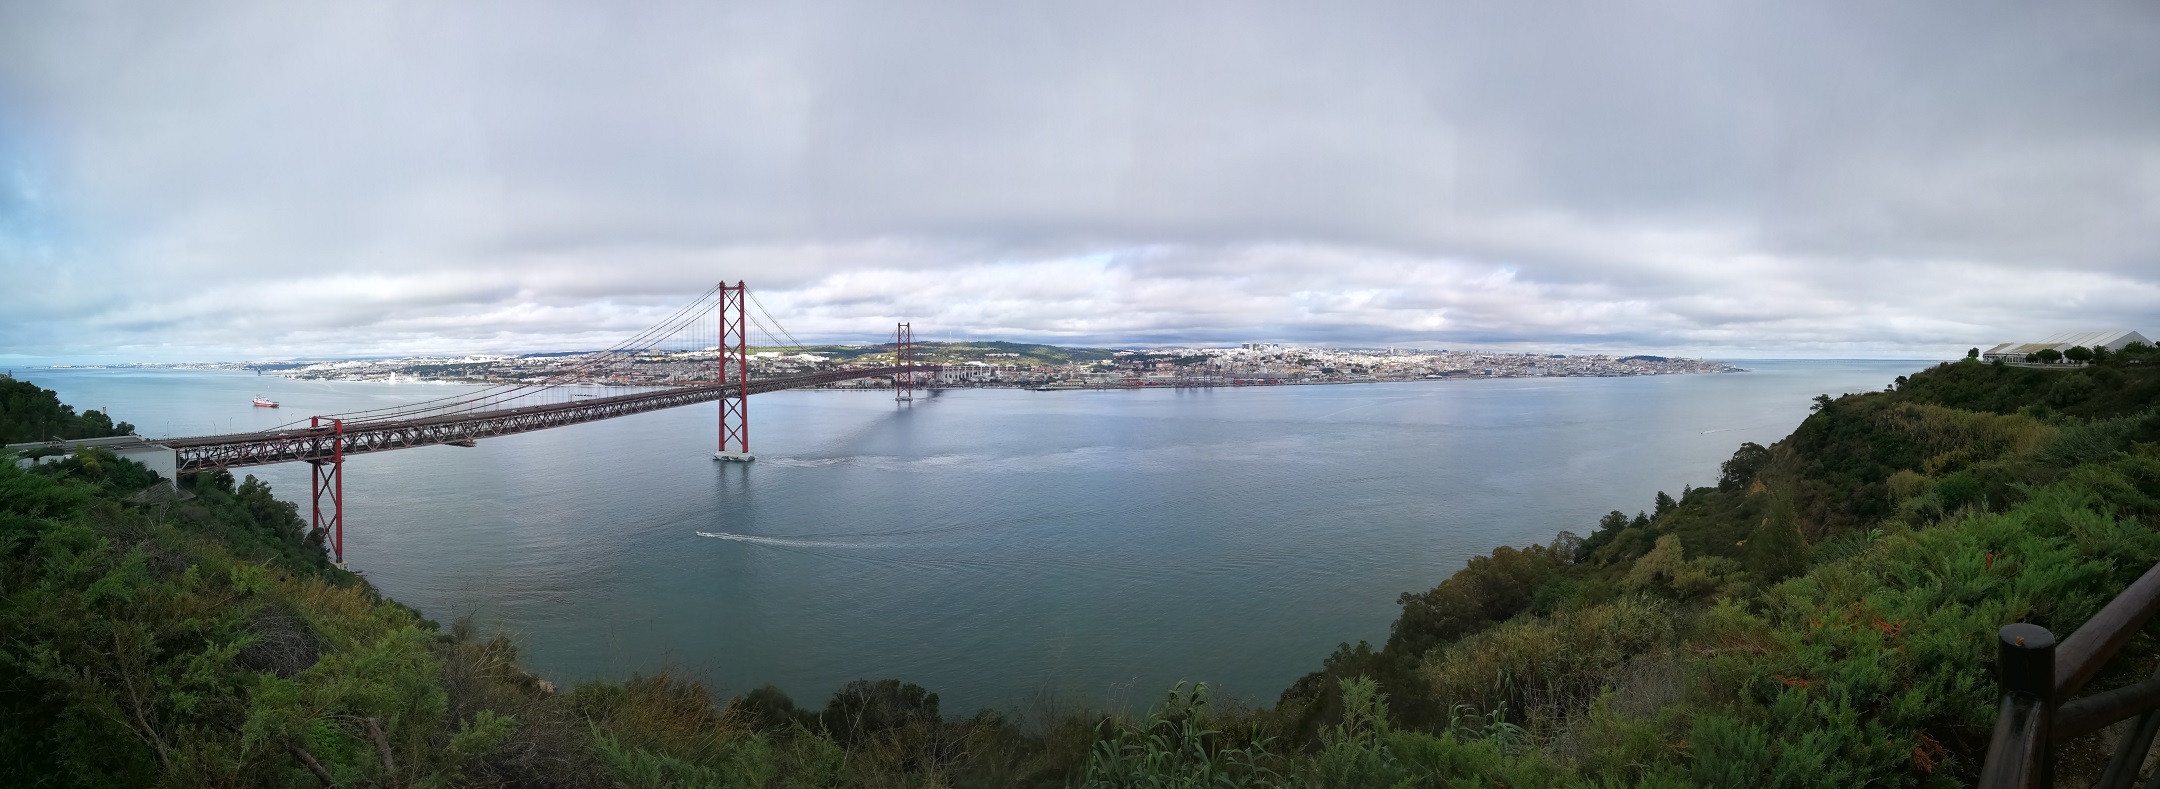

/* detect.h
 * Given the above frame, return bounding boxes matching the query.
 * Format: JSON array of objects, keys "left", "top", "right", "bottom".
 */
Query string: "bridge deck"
[{"left": 167, "top": 367, "right": 911, "bottom": 472}]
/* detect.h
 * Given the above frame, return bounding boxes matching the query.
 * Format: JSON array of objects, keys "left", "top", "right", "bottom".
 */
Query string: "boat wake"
[
  {"left": 695, "top": 531, "right": 892, "bottom": 549},
  {"left": 1699, "top": 422, "right": 1775, "bottom": 435}
]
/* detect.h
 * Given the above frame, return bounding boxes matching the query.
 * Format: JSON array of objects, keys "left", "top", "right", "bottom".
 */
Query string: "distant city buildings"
[
  {"left": 159, "top": 341, "right": 1745, "bottom": 386},
  {"left": 92, "top": 343, "right": 1745, "bottom": 390}
]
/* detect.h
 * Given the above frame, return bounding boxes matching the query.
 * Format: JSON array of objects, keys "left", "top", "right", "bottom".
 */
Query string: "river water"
[{"left": 23, "top": 360, "right": 1924, "bottom": 712}]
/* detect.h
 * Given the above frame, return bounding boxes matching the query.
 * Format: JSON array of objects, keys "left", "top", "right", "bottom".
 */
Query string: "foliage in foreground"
[
  {"left": 1278, "top": 353, "right": 2160, "bottom": 787},
  {"left": 0, "top": 376, "right": 135, "bottom": 445},
  {"left": 4, "top": 350, "right": 2160, "bottom": 786}
]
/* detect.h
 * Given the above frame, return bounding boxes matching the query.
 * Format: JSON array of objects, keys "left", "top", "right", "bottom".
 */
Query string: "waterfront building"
[{"left": 1982, "top": 329, "right": 2149, "bottom": 363}]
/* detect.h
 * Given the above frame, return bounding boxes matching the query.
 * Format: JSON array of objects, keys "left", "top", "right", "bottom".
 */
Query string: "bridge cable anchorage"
[{"left": 166, "top": 281, "right": 930, "bottom": 567}]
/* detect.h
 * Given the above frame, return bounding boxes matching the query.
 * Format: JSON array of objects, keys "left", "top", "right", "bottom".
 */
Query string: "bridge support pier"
[
  {"left": 896, "top": 322, "right": 913, "bottom": 402},
  {"left": 309, "top": 417, "right": 345, "bottom": 567},
  {"left": 715, "top": 281, "right": 753, "bottom": 462}
]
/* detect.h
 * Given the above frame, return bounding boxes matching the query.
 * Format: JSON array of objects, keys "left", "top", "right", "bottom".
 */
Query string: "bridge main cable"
[
  {"left": 274, "top": 284, "right": 725, "bottom": 429},
  {"left": 342, "top": 288, "right": 723, "bottom": 425},
  {"left": 160, "top": 281, "right": 933, "bottom": 566}
]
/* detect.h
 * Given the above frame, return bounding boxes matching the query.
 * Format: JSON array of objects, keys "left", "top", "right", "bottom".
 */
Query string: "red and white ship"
[{"left": 251, "top": 397, "right": 280, "bottom": 408}]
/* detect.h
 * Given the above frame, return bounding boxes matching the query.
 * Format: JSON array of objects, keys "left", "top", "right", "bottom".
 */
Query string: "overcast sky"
[{"left": 3, "top": 1, "right": 2156, "bottom": 362}]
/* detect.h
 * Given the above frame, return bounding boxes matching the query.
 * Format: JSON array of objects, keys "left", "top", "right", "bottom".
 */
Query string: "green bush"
[
  {"left": 1421, "top": 596, "right": 1674, "bottom": 738},
  {"left": 1080, "top": 683, "right": 1280, "bottom": 788},
  {"left": 0, "top": 377, "right": 136, "bottom": 443}
]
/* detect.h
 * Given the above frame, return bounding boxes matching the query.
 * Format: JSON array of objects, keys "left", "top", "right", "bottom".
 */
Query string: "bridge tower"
[
  {"left": 895, "top": 322, "right": 913, "bottom": 402},
  {"left": 308, "top": 416, "right": 346, "bottom": 566},
  {"left": 715, "top": 282, "right": 754, "bottom": 462}
]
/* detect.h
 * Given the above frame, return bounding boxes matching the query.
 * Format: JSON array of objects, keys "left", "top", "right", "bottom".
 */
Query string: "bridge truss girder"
[{"left": 167, "top": 367, "right": 914, "bottom": 474}]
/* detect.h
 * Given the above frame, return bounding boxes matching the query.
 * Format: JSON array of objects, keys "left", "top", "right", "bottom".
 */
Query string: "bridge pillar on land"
[
  {"left": 308, "top": 416, "right": 345, "bottom": 567},
  {"left": 715, "top": 281, "right": 754, "bottom": 462}
]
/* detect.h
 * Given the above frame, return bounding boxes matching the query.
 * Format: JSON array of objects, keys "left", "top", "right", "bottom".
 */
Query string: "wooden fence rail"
[{"left": 1981, "top": 561, "right": 2160, "bottom": 787}]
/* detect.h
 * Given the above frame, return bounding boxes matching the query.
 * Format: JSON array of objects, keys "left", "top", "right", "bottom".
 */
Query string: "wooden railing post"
[{"left": 1982, "top": 623, "right": 2058, "bottom": 787}]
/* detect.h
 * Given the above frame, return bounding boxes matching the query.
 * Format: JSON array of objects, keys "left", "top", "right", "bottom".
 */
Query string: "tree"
[
  {"left": 1810, "top": 393, "right": 1834, "bottom": 412},
  {"left": 2037, "top": 348, "right": 2063, "bottom": 364},
  {"left": 1654, "top": 491, "right": 1677, "bottom": 518},
  {"left": 735, "top": 685, "right": 809, "bottom": 732},
  {"left": 1744, "top": 494, "right": 1807, "bottom": 582},
  {"left": 0, "top": 378, "right": 137, "bottom": 443},
  {"left": 821, "top": 679, "right": 940, "bottom": 747},
  {"left": 1625, "top": 534, "right": 1688, "bottom": 592},
  {"left": 1718, "top": 443, "right": 1771, "bottom": 490},
  {"left": 1387, "top": 544, "right": 1564, "bottom": 657},
  {"left": 1967, "top": 348, "right": 1980, "bottom": 359},
  {"left": 2064, "top": 346, "right": 2095, "bottom": 363}
]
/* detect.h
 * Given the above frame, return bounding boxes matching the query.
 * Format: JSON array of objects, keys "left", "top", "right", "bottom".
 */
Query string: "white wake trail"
[{"left": 696, "top": 531, "right": 893, "bottom": 549}]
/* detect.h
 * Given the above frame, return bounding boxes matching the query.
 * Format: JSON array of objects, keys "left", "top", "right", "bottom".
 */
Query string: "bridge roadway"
[{"left": 164, "top": 366, "right": 917, "bottom": 472}]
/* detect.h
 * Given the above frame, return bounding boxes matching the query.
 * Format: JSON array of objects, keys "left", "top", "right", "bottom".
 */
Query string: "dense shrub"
[
  {"left": 1387, "top": 543, "right": 1571, "bottom": 658},
  {"left": 0, "top": 376, "right": 135, "bottom": 443},
  {"left": 1271, "top": 360, "right": 2160, "bottom": 786},
  {"left": 8, "top": 358, "right": 2159, "bottom": 786}
]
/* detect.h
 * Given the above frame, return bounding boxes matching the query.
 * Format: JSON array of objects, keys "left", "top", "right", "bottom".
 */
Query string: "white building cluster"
[
  {"left": 1123, "top": 345, "right": 1737, "bottom": 382},
  {"left": 1981, "top": 329, "right": 2148, "bottom": 365}
]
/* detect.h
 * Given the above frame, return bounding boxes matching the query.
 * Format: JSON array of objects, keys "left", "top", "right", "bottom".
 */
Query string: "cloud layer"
[{"left": 3, "top": 0, "right": 2157, "bottom": 361}]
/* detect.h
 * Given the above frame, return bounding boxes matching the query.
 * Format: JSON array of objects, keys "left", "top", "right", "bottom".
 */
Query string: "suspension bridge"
[{"left": 158, "top": 282, "right": 930, "bottom": 566}]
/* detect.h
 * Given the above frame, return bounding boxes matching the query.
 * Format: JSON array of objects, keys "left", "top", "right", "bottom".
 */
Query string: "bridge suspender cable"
[
  {"left": 748, "top": 290, "right": 811, "bottom": 352},
  {"left": 352, "top": 287, "right": 723, "bottom": 422},
  {"left": 266, "top": 284, "right": 726, "bottom": 430}
]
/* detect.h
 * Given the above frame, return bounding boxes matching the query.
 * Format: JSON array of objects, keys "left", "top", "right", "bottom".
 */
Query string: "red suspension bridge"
[{"left": 160, "top": 282, "right": 930, "bottom": 566}]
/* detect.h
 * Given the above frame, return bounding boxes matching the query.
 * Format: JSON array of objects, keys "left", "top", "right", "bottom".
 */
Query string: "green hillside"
[
  {"left": 1272, "top": 348, "right": 2160, "bottom": 787},
  {"left": 4, "top": 345, "right": 2158, "bottom": 787},
  {"left": 0, "top": 376, "right": 135, "bottom": 444}
]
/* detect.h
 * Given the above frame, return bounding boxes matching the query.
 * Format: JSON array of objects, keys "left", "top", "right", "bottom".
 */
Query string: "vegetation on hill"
[
  {"left": 0, "top": 376, "right": 135, "bottom": 444},
  {"left": 3, "top": 343, "right": 2158, "bottom": 786},
  {"left": 1272, "top": 343, "right": 2160, "bottom": 786}
]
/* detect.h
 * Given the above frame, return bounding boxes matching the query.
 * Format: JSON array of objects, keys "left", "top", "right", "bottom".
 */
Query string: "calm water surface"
[{"left": 26, "top": 360, "right": 1927, "bottom": 711}]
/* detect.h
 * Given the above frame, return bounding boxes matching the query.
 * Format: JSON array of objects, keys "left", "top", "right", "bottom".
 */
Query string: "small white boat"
[{"left": 252, "top": 397, "right": 280, "bottom": 408}]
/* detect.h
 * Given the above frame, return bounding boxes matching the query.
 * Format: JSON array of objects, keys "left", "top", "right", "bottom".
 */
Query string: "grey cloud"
[{"left": 2, "top": 0, "right": 2157, "bottom": 362}]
